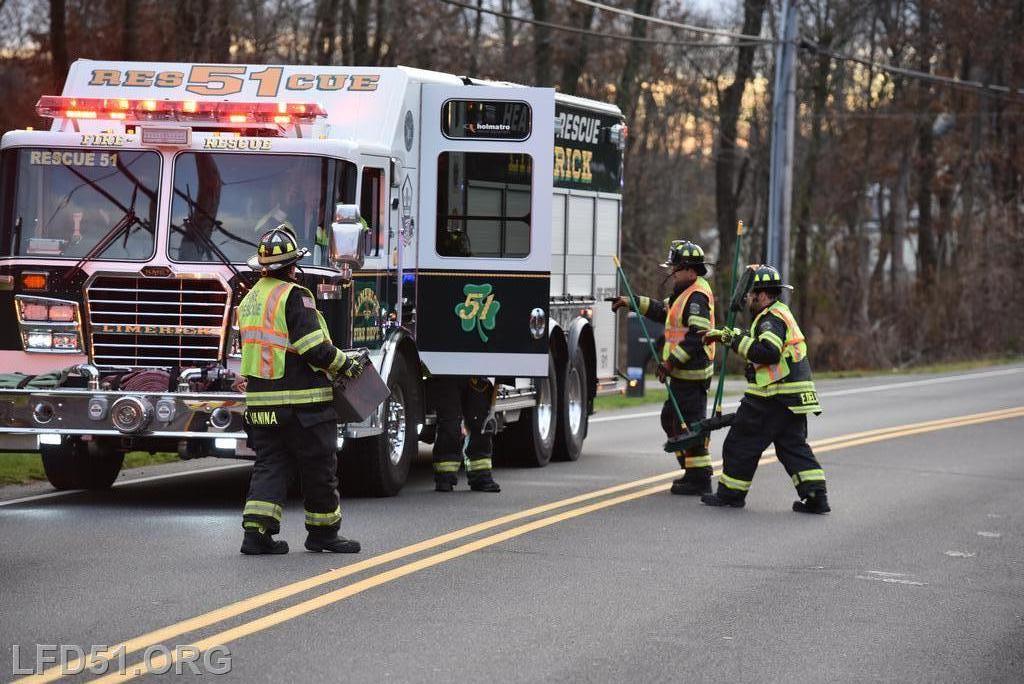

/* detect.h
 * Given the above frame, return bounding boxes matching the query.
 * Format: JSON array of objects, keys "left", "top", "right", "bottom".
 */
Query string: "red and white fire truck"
[{"left": 0, "top": 60, "right": 625, "bottom": 494}]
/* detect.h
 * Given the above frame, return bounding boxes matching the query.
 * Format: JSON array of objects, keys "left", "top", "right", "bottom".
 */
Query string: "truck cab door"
[{"left": 416, "top": 85, "right": 555, "bottom": 377}]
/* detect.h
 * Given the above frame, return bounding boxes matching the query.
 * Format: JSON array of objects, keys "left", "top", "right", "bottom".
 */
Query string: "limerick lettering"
[{"left": 96, "top": 324, "right": 221, "bottom": 336}]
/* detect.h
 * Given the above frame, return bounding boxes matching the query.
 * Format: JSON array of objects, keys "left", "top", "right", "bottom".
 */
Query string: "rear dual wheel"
[
  {"left": 496, "top": 354, "right": 557, "bottom": 467},
  {"left": 553, "top": 350, "right": 588, "bottom": 462}
]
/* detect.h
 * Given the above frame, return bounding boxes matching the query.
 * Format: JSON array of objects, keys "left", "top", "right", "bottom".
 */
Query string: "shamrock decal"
[{"left": 455, "top": 283, "right": 501, "bottom": 343}]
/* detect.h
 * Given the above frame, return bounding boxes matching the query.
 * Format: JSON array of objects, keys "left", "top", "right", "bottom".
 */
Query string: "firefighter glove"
[
  {"left": 656, "top": 360, "right": 674, "bottom": 383},
  {"left": 704, "top": 327, "right": 740, "bottom": 345},
  {"left": 610, "top": 296, "right": 630, "bottom": 313},
  {"left": 340, "top": 350, "right": 370, "bottom": 378}
]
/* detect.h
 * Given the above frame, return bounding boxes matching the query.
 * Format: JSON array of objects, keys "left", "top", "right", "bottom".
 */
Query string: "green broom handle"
[
  {"left": 613, "top": 255, "right": 688, "bottom": 432},
  {"left": 712, "top": 221, "right": 745, "bottom": 418}
]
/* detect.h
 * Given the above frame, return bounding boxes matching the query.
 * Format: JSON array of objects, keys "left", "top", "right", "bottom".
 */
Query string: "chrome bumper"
[{"left": 0, "top": 386, "right": 384, "bottom": 451}]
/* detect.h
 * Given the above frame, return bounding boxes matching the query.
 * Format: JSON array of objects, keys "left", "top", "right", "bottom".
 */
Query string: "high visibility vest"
[
  {"left": 745, "top": 301, "right": 819, "bottom": 413},
  {"left": 239, "top": 277, "right": 328, "bottom": 380},
  {"left": 661, "top": 277, "right": 715, "bottom": 380}
]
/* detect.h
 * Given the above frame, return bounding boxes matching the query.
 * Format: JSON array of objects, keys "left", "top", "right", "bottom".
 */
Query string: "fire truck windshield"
[
  {"left": 168, "top": 153, "right": 357, "bottom": 266},
  {"left": 0, "top": 148, "right": 159, "bottom": 260}
]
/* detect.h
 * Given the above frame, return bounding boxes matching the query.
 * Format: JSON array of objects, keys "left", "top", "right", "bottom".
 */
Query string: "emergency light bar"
[{"left": 35, "top": 96, "right": 327, "bottom": 125}]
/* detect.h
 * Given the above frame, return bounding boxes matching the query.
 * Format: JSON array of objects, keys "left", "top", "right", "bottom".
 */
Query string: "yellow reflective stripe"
[
  {"left": 669, "top": 366, "right": 713, "bottom": 381},
  {"left": 467, "top": 458, "right": 492, "bottom": 472},
  {"left": 719, "top": 473, "right": 752, "bottom": 492},
  {"left": 433, "top": 461, "right": 461, "bottom": 473},
  {"left": 684, "top": 455, "right": 712, "bottom": 468},
  {"left": 687, "top": 315, "right": 712, "bottom": 330},
  {"left": 788, "top": 405, "right": 821, "bottom": 414},
  {"left": 242, "top": 521, "right": 267, "bottom": 533},
  {"left": 328, "top": 349, "right": 346, "bottom": 374},
  {"left": 245, "top": 387, "right": 334, "bottom": 407},
  {"left": 737, "top": 336, "right": 753, "bottom": 358},
  {"left": 744, "top": 381, "right": 817, "bottom": 397},
  {"left": 243, "top": 500, "right": 283, "bottom": 521},
  {"left": 671, "top": 346, "right": 691, "bottom": 364},
  {"left": 791, "top": 469, "right": 826, "bottom": 486},
  {"left": 758, "top": 330, "right": 784, "bottom": 351},
  {"left": 637, "top": 296, "right": 650, "bottom": 315},
  {"left": 304, "top": 506, "right": 342, "bottom": 526},
  {"left": 293, "top": 329, "right": 327, "bottom": 354}
]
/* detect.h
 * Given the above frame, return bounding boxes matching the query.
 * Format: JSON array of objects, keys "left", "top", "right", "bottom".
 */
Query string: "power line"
[
  {"left": 572, "top": 0, "right": 774, "bottom": 44},
  {"left": 802, "top": 41, "right": 1024, "bottom": 101},
  {"left": 575, "top": 0, "right": 1023, "bottom": 100},
  {"left": 436, "top": 0, "right": 762, "bottom": 48}
]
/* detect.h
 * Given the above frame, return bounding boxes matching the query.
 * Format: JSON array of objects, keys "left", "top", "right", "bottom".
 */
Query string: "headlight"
[{"left": 15, "top": 295, "right": 84, "bottom": 353}]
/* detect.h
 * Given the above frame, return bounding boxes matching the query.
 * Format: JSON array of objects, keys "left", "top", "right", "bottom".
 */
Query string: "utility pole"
[{"left": 766, "top": 0, "right": 798, "bottom": 289}]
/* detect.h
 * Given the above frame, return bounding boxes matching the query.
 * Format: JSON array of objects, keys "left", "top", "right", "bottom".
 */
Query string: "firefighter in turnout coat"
[
  {"left": 700, "top": 265, "right": 830, "bottom": 513},
  {"left": 612, "top": 240, "right": 717, "bottom": 495},
  {"left": 237, "top": 225, "right": 370, "bottom": 555}
]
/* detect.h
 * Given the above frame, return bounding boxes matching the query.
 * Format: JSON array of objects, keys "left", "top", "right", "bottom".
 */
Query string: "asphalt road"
[{"left": 1, "top": 365, "right": 1022, "bottom": 683}]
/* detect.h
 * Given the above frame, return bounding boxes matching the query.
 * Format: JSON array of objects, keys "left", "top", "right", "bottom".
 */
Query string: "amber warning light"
[{"left": 35, "top": 96, "right": 327, "bottom": 125}]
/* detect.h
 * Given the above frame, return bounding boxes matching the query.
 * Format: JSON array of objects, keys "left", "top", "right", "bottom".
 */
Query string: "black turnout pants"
[
  {"left": 719, "top": 397, "right": 826, "bottom": 498},
  {"left": 430, "top": 376, "right": 494, "bottom": 479},
  {"left": 243, "top": 405, "right": 341, "bottom": 535},
  {"left": 660, "top": 378, "right": 712, "bottom": 474}
]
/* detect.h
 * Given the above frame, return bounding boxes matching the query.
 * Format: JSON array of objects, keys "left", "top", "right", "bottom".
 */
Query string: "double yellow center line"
[{"left": 23, "top": 405, "right": 1024, "bottom": 683}]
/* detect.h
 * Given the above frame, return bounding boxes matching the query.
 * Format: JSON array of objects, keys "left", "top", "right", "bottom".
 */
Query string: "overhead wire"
[
  {"left": 440, "top": 0, "right": 1022, "bottom": 102},
  {"left": 802, "top": 41, "right": 1024, "bottom": 100},
  {"left": 578, "top": 0, "right": 1023, "bottom": 100},
  {"left": 571, "top": 0, "right": 774, "bottom": 44},
  {"left": 435, "top": 0, "right": 766, "bottom": 48}
]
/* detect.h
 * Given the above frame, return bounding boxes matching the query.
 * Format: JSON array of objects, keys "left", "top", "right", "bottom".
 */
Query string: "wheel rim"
[
  {"left": 386, "top": 385, "right": 407, "bottom": 466},
  {"left": 566, "top": 366, "right": 583, "bottom": 435},
  {"left": 536, "top": 375, "right": 553, "bottom": 442}
]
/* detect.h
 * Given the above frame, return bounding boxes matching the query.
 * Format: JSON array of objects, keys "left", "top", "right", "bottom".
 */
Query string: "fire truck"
[{"left": 0, "top": 60, "right": 625, "bottom": 495}]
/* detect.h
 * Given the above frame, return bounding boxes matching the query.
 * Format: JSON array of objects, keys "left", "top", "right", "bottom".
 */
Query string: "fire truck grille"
[{"left": 86, "top": 275, "right": 230, "bottom": 368}]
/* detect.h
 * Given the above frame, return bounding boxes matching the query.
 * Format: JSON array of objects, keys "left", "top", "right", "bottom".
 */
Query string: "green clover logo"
[{"left": 455, "top": 283, "right": 501, "bottom": 343}]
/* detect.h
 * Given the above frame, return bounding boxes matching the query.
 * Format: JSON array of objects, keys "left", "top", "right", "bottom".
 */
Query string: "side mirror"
[{"left": 329, "top": 203, "right": 366, "bottom": 277}]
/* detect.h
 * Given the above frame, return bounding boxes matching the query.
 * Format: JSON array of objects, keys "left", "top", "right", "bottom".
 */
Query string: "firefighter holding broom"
[
  {"left": 699, "top": 265, "right": 830, "bottom": 514},
  {"left": 611, "top": 240, "right": 716, "bottom": 496}
]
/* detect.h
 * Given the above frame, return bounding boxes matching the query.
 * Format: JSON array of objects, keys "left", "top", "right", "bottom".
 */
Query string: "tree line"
[{"left": 1, "top": 0, "right": 1021, "bottom": 369}]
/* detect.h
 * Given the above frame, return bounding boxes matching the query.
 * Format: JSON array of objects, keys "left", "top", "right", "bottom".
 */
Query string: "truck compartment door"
[{"left": 416, "top": 85, "right": 554, "bottom": 377}]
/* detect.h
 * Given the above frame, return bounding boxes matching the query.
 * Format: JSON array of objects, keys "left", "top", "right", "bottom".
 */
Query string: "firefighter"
[
  {"left": 612, "top": 240, "right": 716, "bottom": 495},
  {"left": 700, "top": 265, "right": 830, "bottom": 513},
  {"left": 430, "top": 375, "right": 501, "bottom": 493},
  {"left": 238, "top": 225, "right": 370, "bottom": 554}
]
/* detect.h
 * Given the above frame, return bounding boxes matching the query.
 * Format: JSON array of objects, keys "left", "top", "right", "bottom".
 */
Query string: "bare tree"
[
  {"left": 49, "top": 0, "right": 68, "bottom": 90},
  {"left": 714, "top": 0, "right": 767, "bottom": 290}
]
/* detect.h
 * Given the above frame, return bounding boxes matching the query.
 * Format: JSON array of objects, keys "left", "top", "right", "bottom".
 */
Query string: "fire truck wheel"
[
  {"left": 40, "top": 439, "right": 124, "bottom": 490},
  {"left": 553, "top": 350, "right": 588, "bottom": 462},
  {"left": 339, "top": 354, "right": 417, "bottom": 497},
  {"left": 496, "top": 353, "right": 557, "bottom": 467}
]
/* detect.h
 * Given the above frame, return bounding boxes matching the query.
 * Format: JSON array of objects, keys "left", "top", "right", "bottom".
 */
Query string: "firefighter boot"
[
  {"left": 468, "top": 471, "right": 501, "bottom": 493},
  {"left": 700, "top": 485, "right": 746, "bottom": 508},
  {"left": 240, "top": 529, "right": 289, "bottom": 555},
  {"left": 434, "top": 472, "right": 457, "bottom": 492},
  {"left": 671, "top": 468, "right": 713, "bottom": 496},
  {"left": 304, "top": 530, "right": 361, "bottom": 553},
  {"left": 793, "top": 490, "right": 831, "bottom": 514}
]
